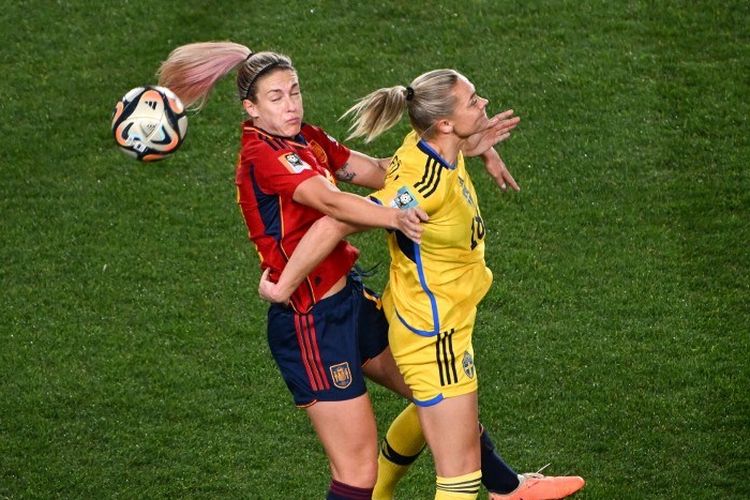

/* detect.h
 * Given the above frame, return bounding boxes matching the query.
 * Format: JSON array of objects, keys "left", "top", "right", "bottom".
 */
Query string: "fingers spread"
[{"left": 497, "top": 108, "right": 514, "bottom": 120}]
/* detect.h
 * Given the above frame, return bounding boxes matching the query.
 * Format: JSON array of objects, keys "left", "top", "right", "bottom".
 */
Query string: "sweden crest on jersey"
[{"left": 462, "top": 352, "right": 475, "bottom": 379}]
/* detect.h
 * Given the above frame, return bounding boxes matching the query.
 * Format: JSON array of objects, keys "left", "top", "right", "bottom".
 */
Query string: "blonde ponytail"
[
  {"left": 341, "top": 86, "right": 408, "bottom": 143},
  {"left": 342, "top": 69, "right": 461, "bottom": 142}
]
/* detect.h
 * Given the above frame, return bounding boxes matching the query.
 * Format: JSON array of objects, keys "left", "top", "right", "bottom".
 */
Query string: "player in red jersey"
[
  {"left": 157, "top": 42, "right": 526, "bottom": 500},
  {"left": 236, "top": 121, "right": 386, "bottom": 313}
]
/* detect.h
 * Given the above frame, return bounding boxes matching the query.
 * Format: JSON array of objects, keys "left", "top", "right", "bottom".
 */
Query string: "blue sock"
[{"left": 480, "top": 425, "right": 521, "bottom": 494}]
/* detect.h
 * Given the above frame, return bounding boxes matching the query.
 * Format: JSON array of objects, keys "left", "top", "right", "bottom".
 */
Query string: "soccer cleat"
[{"left": 488, "top": 470, "right": 585, "bottom": 500}]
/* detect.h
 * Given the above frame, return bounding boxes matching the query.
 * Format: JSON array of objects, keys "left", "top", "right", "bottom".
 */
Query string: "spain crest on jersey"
[
  {"left": 462, "top": 351, "right": 475, "bottom": 379},
  {"left": 329, "top": 362, "right": 352, "bottom": 389}
]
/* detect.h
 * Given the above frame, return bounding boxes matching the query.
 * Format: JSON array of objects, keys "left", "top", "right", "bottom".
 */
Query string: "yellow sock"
[
  {"left": 435, "top": 470, "right": 482, "bottom": 499},
  {"left": 373, "top": 403, "right": 425, "bottom": 500}
]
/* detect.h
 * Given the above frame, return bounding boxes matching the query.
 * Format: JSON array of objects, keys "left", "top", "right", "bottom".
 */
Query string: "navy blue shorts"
[{"left": 267, "top": 277, "right": 389, "bottom": 407}]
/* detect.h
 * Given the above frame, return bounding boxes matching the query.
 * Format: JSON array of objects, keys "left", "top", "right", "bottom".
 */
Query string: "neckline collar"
[
  {"left": 243, "top": 121, "right": 308, "bottom": 146},
  {"left": 417, "top": 139, "right": 457, "bottom": 170}
]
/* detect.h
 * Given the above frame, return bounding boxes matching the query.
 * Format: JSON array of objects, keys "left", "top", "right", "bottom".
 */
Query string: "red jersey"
[{"left": 235, "top": 121, "right": 359, "bottom": 313}]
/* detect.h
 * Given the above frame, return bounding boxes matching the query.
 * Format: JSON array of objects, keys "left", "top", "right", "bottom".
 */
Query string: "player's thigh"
[
  {"left": 389, "top": 318, "right": 478, "bottom": 405},
  {"left": 416, "top": 391, "right": 481, "bottom": 477},
  {"left": 362, "top": 346, "right": 412, "bottom": 399},
  {"left": 356, "top": 284, "right": 413, "bottom": 399},
  {"left": 306, "top": 393, "right": 379, "bottom": 486}
]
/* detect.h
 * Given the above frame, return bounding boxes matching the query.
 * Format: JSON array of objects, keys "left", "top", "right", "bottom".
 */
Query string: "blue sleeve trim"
[{"left": 413, "top": 393, "right": 444, "bottom": 407}]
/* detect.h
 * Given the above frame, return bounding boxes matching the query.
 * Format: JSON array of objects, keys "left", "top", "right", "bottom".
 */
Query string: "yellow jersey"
[{"left": 370, "top": 131, "right": 493, "bottom": 336}]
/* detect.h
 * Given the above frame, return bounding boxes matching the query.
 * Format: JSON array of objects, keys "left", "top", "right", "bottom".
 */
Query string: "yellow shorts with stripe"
[{"left": 387, "top": 307, "right": 478, "bottom": 406}]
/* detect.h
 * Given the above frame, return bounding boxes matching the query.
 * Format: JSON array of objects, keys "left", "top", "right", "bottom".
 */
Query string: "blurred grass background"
[{"left": 1, "top": 0, "right": 748, "bottom": 497}]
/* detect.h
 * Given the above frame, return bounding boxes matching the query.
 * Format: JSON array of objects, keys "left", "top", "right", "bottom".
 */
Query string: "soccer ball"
[{"left": 111, "top": 85, "right": 188, "bottom": 162}]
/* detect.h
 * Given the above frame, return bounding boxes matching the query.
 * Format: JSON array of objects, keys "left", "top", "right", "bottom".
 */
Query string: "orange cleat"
[{"left": 488, "top": 472, "right": 585, "bottom": 500}]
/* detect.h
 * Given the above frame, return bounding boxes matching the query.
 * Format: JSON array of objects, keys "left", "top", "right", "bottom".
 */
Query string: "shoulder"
[
  {"left": 241, "top": 125, "right": 290, "bottom": 159},
  {"left": 387, "top": 131, "right": 432, "bottom": 180},
  {"left": 301, "top": 123, "right": 350, "bottom": 170},
  {"left": 301, "top": 123, "right": 343, "bottom": 147},
  {"left": 370, "top": 132, "right": 441, "bottom": 211}
]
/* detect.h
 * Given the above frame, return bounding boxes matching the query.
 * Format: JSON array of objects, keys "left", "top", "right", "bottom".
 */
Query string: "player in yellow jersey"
[
  {"left": 367, "top": 130, "right": 491, "bottom": 407},
  {"left": 261, "top": 70, "right": 585, "bottom": 499},
  {"left": 346, "top": 74, "right": 510, "bottom": 499}
]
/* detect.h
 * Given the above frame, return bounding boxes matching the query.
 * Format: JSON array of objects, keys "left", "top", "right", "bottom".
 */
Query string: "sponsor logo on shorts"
[
  {"left": 330, "top": 362, "right": 352, "bottom": 389},
  {"left": 462, "top": 351, "right": 475, "bottom": 379}
]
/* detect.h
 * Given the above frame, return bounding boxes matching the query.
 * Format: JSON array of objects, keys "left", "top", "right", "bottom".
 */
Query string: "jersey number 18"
[{"left": 470, "top": 214, "right": 486, "bottom": 250}]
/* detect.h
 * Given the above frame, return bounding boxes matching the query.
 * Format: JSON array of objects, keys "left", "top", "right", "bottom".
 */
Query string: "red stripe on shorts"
[
  {"left": 294, "top": 313, "right": 321, "bottom": 391},
  {"left": 303, "top": 313, "right": 330, "bottom": 390}
]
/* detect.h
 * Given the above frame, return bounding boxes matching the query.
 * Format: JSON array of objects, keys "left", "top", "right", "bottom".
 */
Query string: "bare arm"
[
  {"left": 461, "top": 109, "right": 521, "bottom": 192},
  {"left": 259, "top": 206, "right": 427, "bottom": 303},
  {"left": 258, "top": 216, "right": 358, "bottom": 303},
  {"left": 293, "top": 175, "right": 424, "bottom": 241},
  {"left": 334, "top": 150, "right": 391, "bottom": 189},
  {"left": 479, "top": 147, "right": 520, "bottom": 192},
  {"left": 265, "top": 179, "right": 428, "bottom": 304}
]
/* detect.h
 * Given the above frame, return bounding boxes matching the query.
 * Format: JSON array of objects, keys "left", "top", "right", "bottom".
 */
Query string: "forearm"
[
  {"left": 318, "top": 191, "right": 398, "bottom": 229},
  {"left": 478, "top": 148, "right": 520, "bottom": 192},
  {"left": 479, "top": 147, "right": 500, "bottom": 164},
  {"left": 294, "top": 176, "right": 399, "bottom": 229},
  {"left": 273, "top": 217, "right": 359, "bottom": 299},
  {"left": 335, "top": 151, "right": 391, "bottom": 190}
]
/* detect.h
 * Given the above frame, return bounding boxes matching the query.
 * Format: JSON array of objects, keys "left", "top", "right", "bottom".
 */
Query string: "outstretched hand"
[
  {"left": 395, "top": 207, "right": 429, "bottom": 244},
  {"left": 463, "top": 109, "right": 521, "bottom": 157}
]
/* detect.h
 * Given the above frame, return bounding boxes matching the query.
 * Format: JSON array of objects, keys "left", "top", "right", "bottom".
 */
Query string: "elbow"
[{"left": 318, "top": 216, "right": 356, "bottom": 239}]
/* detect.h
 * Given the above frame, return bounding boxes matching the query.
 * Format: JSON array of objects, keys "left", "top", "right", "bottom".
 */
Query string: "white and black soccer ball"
[{"left": 111, "top": 85, "right": 188, "bottom": 162}]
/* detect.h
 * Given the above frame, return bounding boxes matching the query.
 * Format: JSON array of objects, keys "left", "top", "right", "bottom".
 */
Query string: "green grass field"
[{"left": 2, "top": 0, "right": 748, "bottom": 498}]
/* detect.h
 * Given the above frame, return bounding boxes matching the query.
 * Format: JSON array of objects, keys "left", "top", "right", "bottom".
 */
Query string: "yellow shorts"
[{"left": 387, "top": 306, "right": 478, "bottom": 406}]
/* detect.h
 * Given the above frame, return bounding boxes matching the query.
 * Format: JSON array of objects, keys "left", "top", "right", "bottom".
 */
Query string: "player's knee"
[
  {"left": 330, "top": 454, "right": 378, "bottom": 488},
  {"left": 433, "top": 440, "right": 481, "bottom": 478}
]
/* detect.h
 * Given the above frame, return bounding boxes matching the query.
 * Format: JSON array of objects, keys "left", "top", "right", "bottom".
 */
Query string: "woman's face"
[
  {"left": 448, "top": 76, "right": 490, "bottom": 139},
  {"left": 245, "top": 69, "right": 304, "bottom": 137}
]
